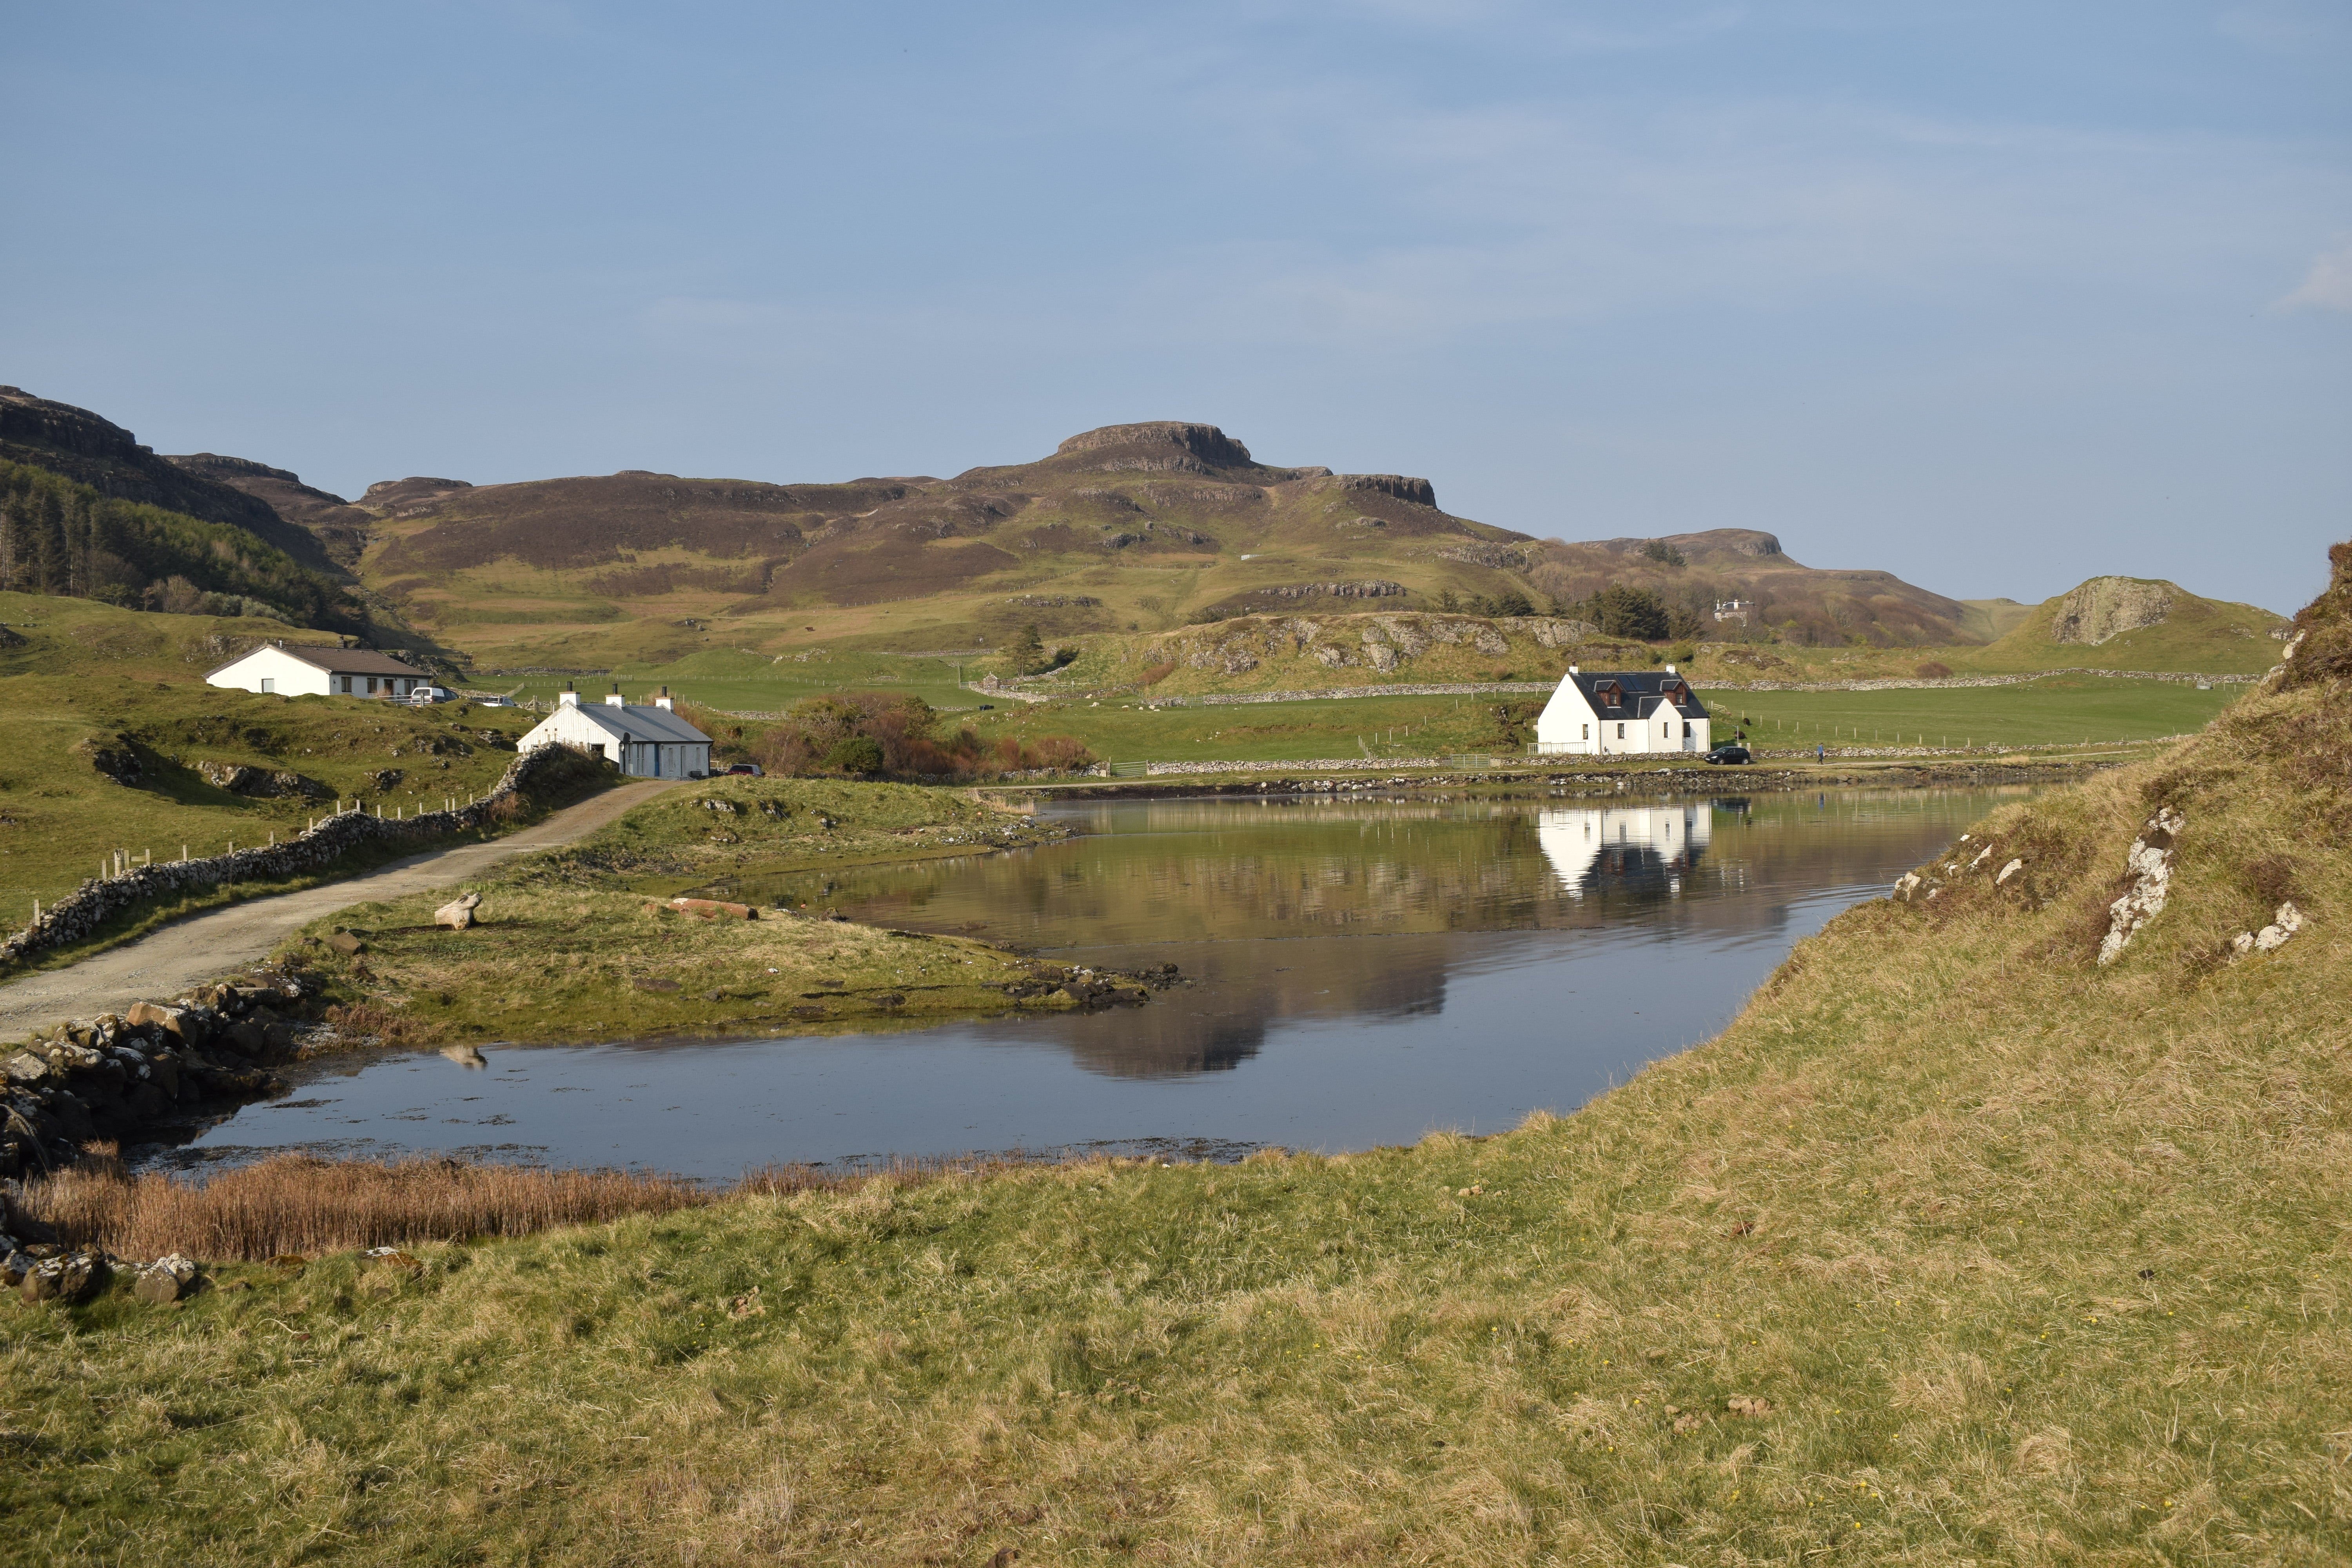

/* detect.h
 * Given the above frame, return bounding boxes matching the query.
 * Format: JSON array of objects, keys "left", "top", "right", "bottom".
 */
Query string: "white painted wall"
[{"left": 205, "top": 647, "right": 426, "bottom": 699}]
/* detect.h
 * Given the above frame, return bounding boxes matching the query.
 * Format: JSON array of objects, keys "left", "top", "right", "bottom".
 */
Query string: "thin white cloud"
[{"left": 2277, "top": 241, "right": 2352, "bottom": 312}]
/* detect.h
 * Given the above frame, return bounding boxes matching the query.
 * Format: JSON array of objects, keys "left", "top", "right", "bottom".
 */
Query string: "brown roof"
[{"left": 241, "top": 644, "right": 424, "bottom": 677}]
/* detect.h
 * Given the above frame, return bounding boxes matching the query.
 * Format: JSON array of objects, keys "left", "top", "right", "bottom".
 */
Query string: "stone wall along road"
[{"left": 0, "top": 777, "right": 682, "bottom": 1044}]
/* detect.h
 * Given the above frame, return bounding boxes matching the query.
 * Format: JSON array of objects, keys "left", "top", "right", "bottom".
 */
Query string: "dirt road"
[{"left": 0, "top": 778, "right": 681, "bottom": 1040}]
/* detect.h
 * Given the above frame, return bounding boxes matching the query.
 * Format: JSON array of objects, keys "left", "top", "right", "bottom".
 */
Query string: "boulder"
[
  {"left": 434, "top": 892, "right": 483, "bottom": 931},
  {"left": 3, "top": 1052, "right": 50, "bottom": 1085},
  {"left": 667, "top": 897, "right": 757, "bottom": 920},
  {"left": 134, "top": 1254, "right": 198, "bottom": 1305},
  {"left": 22, "top": 1250, "right": 103, "bottom": 1306},
  {"left": 326, "top": 932, "right": 366, "bottom": 955}
]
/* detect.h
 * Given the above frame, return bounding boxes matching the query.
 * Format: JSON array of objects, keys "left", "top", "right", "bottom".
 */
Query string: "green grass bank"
[{"left": 283, "top": 776, "right": 1136, "bottom": 1046}]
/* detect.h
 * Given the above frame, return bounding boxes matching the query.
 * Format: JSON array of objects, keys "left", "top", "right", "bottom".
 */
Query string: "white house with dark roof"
[
  {"left": 518, "top": 684, "right": 712, "bottom": 779},
  {"left": 1533, "top": 665, "right": 1711, "bottom": 756},
  {"left": 205, "top": 641, "right": 429, "bottom": 699}
]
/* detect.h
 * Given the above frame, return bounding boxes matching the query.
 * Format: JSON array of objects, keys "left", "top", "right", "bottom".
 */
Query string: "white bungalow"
[
  {"left": 1532, "top": 665, "right": 1711, "bottom": 757},
  {"left": 205, "top": 641, "right": 431, "bottom": 699},
  {"left": 518, "top": 684, "right": 713, "bottom": 779}
]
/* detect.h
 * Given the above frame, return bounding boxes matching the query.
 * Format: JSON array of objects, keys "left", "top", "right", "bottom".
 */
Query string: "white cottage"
[
  {"left": 205, "top": 641, "right": 430, "bottom": 699},
  {"left": 1532, "top": 665, "right": 1711, "bottom": 757},
  {"left": 517, "top": 684, "right": 713, "bottom": 779}
]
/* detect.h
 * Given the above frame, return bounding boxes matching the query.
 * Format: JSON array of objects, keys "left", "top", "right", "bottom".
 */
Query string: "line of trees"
[{"left": 0, "top": 459, "right": 357, "bottom": 629}]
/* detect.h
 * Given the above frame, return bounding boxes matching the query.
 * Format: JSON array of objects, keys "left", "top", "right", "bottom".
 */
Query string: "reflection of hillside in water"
[{"left": 745, "top": 789, "right": 2022, "bottom": 1080}]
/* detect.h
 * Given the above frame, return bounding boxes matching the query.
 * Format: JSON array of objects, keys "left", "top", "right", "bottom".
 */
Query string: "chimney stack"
[
  {"left": 605, "top": 682, "right": 625, "bottom": 708},
  {"left": 1568, "top": 664, "right": 1579, "bottom": 676},
  {"left": 655, "top": 684, "right": 674, "bottom": 711},
  {"left": 559, "top": 681, "right": 579, "bottom": 708}
]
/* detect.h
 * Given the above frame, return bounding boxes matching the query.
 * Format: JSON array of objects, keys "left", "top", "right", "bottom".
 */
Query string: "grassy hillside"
[
  {"left": 1965, "top": 577, "right": 2287, "bottom": 674},
  {"left": 0, "top": 593, "right": 539, "bottom": 931},
  {"left": 254, "top": 422, "right": 1984, "bottom": 674},
  {"left": 0, "top": 458, "right": 358, "bottom": 632},
  {"left": 5, "top": 545, "right": 2345, "bottom": 1563}
]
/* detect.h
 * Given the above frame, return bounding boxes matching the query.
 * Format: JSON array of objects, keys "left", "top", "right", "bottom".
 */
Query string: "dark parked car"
[
  {"left": 722, "top": 762, "right": 764, "bottom": 777},
  {"left": 1704, "top": 744, "right": 1752, "bottom": 765}
]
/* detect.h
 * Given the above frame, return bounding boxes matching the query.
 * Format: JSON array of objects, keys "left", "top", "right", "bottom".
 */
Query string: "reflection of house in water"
[{"left": 1536, "top": 804, "right": 1711, "bottom": 898}]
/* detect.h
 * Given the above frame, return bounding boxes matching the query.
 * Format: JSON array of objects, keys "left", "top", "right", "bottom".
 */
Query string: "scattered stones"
[
  {"left": 633, "top": 977, "right": 682, "bottom": 993},
  {"left": 1726, "top": 1395, "right": 1775, "bottom": 1418},
  {"left": 434, "top": 891, "right": 483, "bottom": 931},
  {"left": 2230, "top": 900, "right": 2307, "bottom": 959},
  {"left": 2098, "top": 806, "right": 2185, "bottom": 965}
]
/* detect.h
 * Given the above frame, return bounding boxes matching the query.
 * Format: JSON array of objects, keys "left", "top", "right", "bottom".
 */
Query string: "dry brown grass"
[
  {"left": 27, "top": 1151, "right": 707, "bottom": 1261},
  {"left": 22, "top": 1145, "right": 1089, "bottom": 1263}
]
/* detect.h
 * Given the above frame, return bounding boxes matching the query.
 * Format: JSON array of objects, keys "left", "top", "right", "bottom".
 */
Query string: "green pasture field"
[
  {"left": 1710, "top": 675, "right": 2241, "bottom": 752},
  {"left": 480, "top": 648, "right": 982, "bottom": 716},
  {"left": 964, "top": 691, "right": 1538, "bottom": 765},
  {"left": 958, "top": 677, "right": 2239, "bottom": 766}
]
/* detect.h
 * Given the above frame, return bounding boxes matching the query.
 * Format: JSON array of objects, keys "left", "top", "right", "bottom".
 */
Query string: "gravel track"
[{"left": 0, "top": 778, "right": 682, "bottom": 1040}]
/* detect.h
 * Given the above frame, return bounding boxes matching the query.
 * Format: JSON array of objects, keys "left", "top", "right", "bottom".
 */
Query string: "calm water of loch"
[{"left": 153, "top": 786, "right": 2021, "bottom": 1178}]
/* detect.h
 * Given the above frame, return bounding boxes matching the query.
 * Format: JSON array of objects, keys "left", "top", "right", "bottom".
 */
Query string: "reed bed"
[
  {"left": 27, "top": 1151, "right": 708, "bottom": 1261},
  {"left": 21, "top": 1145, "right": 1097, "bottom": 1261}
]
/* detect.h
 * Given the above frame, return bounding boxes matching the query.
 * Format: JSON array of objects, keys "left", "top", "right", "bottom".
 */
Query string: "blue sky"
[{"left": 4, "top": 1, "right": 2345, "bottom": 613}]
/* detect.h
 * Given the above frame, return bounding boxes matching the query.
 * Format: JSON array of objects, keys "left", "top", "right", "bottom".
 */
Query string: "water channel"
[{"left": 155, "top": 785, "right": 2021, "bottom": 1180}]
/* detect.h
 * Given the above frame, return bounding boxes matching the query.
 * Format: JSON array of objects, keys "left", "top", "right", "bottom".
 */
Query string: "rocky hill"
[
  {"left": 0, "top": 387, "right": 340, "bottom": 579},
  {"left": 262, "top": 420, "right": 2006, "bottom": 670},
  {"left": 164, "top": 453, "right": 380, "bottom": 572},
  {"left": 1525, "top": 528, "right": 1973, "bottom": 648},
  {"left": 1969, "top": 575, "right": 2289, "bottom": 672}
]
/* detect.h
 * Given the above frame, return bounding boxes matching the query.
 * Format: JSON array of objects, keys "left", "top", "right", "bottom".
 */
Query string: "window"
[
  {"left": 1682, "top": 720, "right": 1692, "bottom": 738},
  {"left": 1615, "top": 722, "right": 1624, "bottom": 739},
  {"left": 1662, "top": 721, "right": 1670, "bottom": 737},
  {"left": 259, "top": 678, "right": 275, "bottom": 693},
  {"left": 366, "top": 677, "right": 378, "bottom": 695},
  {"left": 1581, "top": 723, "right": 1589, "bottom": 739},
  {"left": 338, "top": 676, "right": 352, "bottom": 694}
]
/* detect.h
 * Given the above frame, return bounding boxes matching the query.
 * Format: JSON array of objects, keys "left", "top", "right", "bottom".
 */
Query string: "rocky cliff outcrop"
[
  {"left": 2051, "top": 577, "right": 2175, "bottom": 645},
  {"left": 0, "top": 387, "right": 338, "bottom": 575}
]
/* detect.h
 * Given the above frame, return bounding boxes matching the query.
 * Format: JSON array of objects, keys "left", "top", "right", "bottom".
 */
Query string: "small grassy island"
[{"left": 0, "top": 544, "right": 2345, "bottom": 1564}]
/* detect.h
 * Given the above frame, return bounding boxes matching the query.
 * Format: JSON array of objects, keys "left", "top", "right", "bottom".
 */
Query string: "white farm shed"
[
  {"left": 1532, "top": 666, "right": 1711, "bottom": 757},
  {"left": 205, "top": 642, "right": 430, "bottom": 700},
  {"left": 518, "top": 686, "right": 713, "bottom": 779}
]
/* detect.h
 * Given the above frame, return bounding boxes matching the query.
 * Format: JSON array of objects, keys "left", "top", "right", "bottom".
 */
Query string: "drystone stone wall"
[{"left": 0, "top": 744, "right": 601, "bottom": 965}]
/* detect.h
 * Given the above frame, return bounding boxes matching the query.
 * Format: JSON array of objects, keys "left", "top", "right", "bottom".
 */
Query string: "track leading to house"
[{"left": 0, "top": 778, "right": 682, "bottom": 1040}]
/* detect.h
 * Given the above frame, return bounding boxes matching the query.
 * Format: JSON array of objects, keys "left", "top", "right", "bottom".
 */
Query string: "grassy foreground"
[{"left": 2, "top": 555, "right": 2348, "bottom": 1563}]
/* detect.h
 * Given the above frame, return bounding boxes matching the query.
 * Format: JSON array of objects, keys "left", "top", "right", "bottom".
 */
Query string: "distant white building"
[
  {"left": 1537, "top": 804, "right": 1713, "bottom": 896},
  {"left": 518, "top": 684, "right": 713, "bottom": 779},
  {"left": 1713, "top": 599, "right": 1751, "bottom": 626},
  {"left": 205, "top": 641, "right": 430, "bottom": 699},
  {"left": 1533, "top": 666, "right": 1711, "bottom": 756}
]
